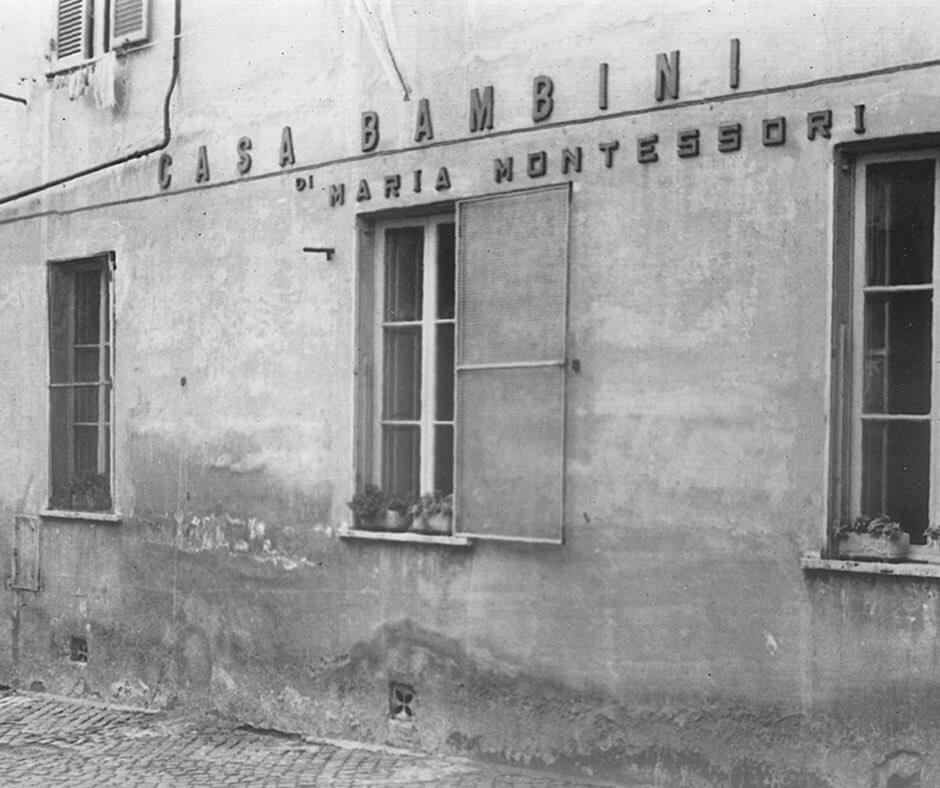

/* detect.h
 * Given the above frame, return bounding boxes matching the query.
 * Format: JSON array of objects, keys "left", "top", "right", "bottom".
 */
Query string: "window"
[
  {"left": 830, "top": 148, "right": 940, "bottom": 550},
  {"left": 354, "top": 185, "right": 571, "bottom": 543},
  {"left": 52, "top": 0, "right": 150, "bottom": 70},
  {"left": 48, "top": 254, "right": 113, "bottom": 512},
  {"left": 377, "top": 218, "right": 456, "bottom": 501}
]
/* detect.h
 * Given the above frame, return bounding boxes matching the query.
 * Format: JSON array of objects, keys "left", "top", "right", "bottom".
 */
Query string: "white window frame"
[
  {"left": 372, "top": 214, "right": 456, "bottom": 499},
  {"left": 845, "top": 149, "right": 940, "bottom": 557}
]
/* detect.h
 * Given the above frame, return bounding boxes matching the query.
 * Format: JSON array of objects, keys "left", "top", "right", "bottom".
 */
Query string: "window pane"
[
  {"left": 434, "top": 425, "right": 454, "bottom": 495},
  {"left": 74, "top": 269, "right": 101, "bottom": 343},
  {"left": 74, "top": 385, "right": 98, "bottom": 422},
  {"left": 382, "top": 425, "right": 419, "bottom": 501},
  {"left": 384, "top": 227, "right": 423, "bottom": 322},
  {"left": 866, "top": 160, "right": 935, "bottom": 286},
  {"left": 74, "top": 347, "right": 100, "bottom": 383},
  {"left": 70, "top": 422, "right": 110, "bottom": 511},
  {"left": 73, "top": 425, "right": 98, "bottom": 479},
  {"left": 862, "top": 419, "right": 929, "bottom": 541},
  {"left": 435, "top": 323, "right": 455, "bottom": 421},
  {"left": 863, "top": 291, "right": 931, "bottom": 415},
  {"left": 49, "top": 387, "right": 71, "bottom": 508},
  {"left": 383, "top": 326, "right": 421, "bottom": 420},
  {"left": 437, "top": 222, "right": 456, "bottom": 320},
  {"left": 49, "top": 266, "right": 74, "bottom": 384},
  {"left": 100, "top": 427, "right": 111, "bottom": 480},
  {"left": 102, "top": 381, "right": 111, "bottom": 424}
]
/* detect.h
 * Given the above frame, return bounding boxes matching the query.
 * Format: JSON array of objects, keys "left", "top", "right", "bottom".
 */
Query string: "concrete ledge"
[
  {"left": 800, "top": 552, "right": 940, "bottom": 578},
  {"left": 339, "top": 528, "right": 471, "bottom": 547},
  {"left": 40, "top": 509, "right": 123, "bottom": 524}
]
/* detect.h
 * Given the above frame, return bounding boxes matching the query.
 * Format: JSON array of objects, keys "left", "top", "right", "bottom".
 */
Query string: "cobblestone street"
[{"left": 0, "top": 691, "right": 626, "bottom": 787}]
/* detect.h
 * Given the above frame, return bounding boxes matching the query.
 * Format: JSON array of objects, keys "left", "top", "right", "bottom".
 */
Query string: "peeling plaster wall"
[{"left": 0, "top": 2, "right": 939, "bottom": 785}]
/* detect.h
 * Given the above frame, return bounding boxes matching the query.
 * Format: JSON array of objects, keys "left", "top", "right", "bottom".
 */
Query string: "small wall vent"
[
  {"left": 69, "top": 635, "right": 88, "bottom": 663},
  {"left": 389, "top": 682, "right": 415, "bottom": 720}
]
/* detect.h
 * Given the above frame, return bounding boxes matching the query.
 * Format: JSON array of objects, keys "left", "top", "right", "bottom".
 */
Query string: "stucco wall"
[{"left": 1, "top": 2, "right": 940, "bottom": 784}]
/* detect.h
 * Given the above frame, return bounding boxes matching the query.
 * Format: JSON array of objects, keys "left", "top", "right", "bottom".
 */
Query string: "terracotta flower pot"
[
  {"left": 383, "top": 509, "right": 411, "bottom": 531},
  {"left": 835, "top": 531, "right": 910, "bottom": 561},
  {"left": 357, "top": 509, "right": 409, "bottom": 531},
  {"left": 411, "top": 512, "right": 451, "bottom": 535}
]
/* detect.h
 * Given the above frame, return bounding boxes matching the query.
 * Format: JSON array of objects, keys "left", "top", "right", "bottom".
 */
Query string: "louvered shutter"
[
  {"left": 454, "top": 184, "right": 571, "bottom": 543},
  {"left": 56, "top": 0, "right": 89, "bottom": 65},
  {"left": 111, "top": 0, "right": 150, "bottom": 49}
]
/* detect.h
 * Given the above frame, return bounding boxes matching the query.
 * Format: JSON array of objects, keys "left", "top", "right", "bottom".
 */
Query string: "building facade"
[{"left": 1, "top": 1, "right": 939, "bottom": 784}]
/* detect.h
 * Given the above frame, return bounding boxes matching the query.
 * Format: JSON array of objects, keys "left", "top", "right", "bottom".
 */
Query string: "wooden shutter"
[
  {"left": 454, "top": 184, "right": 570, "bottom": 543},
  {"left": 111, "top": 0, "right": 150, "bottom": 49},
  {"left": 56, "top": 0, "right": 90, "bottom": 65}
]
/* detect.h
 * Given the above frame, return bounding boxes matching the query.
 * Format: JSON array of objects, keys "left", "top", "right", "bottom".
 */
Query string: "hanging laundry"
[
  {"left": 67, "top": 65, "right": 90, "bottom": 101},
  {"left": 93, "top": 51, "right": 118, "bottom": 109}
]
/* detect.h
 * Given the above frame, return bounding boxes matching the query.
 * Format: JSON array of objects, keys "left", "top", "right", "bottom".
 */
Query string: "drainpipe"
[{"left": 0, "top": 0, "right": 182, "bottom": 208}]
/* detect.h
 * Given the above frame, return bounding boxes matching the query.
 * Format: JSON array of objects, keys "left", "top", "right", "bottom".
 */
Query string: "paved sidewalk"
[{"left": 0, "top": 691, "right": 627, "bottom": 787}]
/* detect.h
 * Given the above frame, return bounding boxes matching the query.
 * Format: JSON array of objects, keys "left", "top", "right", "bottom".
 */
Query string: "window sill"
[
  {"left": 800, "top": 551, "right": 940, "bottom": 578},
  {"left": 338, "top": 528, "right": 471, "bottom": 547},
  {"left": 40, "top": 509, "right": 123, "bottom": 524},
  {"left": 45, "top": 47, "right": 140, "bottom": 78}
]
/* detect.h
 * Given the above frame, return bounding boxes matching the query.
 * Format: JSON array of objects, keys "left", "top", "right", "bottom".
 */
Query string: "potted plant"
[
  {"left": 347, "top": 484, "right": 410, "bottom": 531},
  {"left": 834, "top": 514, "right": 910, "bottom": 561},
  {"left": 409, "top": 491, "right": 453, "bottom": 535},
  {"left": 927, "top": 525, "right": 940, "bottom": 551}
]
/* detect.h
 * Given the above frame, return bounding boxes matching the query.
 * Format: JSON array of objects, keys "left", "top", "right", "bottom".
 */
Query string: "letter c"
[{"left": 158, "top": 153, "right": 172, "bottom": 190}]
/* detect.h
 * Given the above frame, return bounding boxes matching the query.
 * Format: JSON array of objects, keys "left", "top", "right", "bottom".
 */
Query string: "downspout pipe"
[{"left": 0, "top": 0, "right": 182, "bottom": 208}]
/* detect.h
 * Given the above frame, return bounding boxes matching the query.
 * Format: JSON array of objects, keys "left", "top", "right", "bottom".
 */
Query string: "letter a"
[
  {"left": 414, "top": 99, "right": 434, "bottom": 142},
  {"left": 279, "top": 126, "right": 296, "bottom": 168}
]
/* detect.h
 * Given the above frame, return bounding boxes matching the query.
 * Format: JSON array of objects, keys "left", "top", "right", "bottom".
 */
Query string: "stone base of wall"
[{"left": 2, "top": 615, "right": 933, "bottom": 788}]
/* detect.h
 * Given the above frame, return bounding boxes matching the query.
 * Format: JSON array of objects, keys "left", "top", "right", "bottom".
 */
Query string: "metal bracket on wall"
[{"left": 303, "top": 247, "right": 335, "bottom": 261}]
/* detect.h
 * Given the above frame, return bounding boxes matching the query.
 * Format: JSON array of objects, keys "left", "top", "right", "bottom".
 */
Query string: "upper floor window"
[
  {"left": 830, "top": 148, "right": 940, "bottom": 552},
  {"left": 48, "top": 253, "right": 114, "bottom": 512},
  {"left": 53, "top": 0, "right": 149, "bottom": 70}
]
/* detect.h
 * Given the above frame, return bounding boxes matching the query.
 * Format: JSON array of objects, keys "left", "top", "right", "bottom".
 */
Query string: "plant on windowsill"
[
  {"left": 61, "top": 472, "right": 112, "bottom": 512},
  {"left": 920, "top": 525, "right": 940, "bottom": 561},
  {"left": 409, "top": 492, "right": 453, "bottom": 535},
  {"left": 347, "top": 484, "right": 411, "bottom": 532},
  {"left": 834, "top": 514, "right": 910, "bottom": 561}
]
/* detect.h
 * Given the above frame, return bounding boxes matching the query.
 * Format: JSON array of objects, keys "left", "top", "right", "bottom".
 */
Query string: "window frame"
[
  {"left": 371, "top": 213, "right": 456, "bottom": 501},
  {"left": 45, "top": 251, "right": 116, "bottom": 517},
  {"left": 351, "top": 185, "right": 571, "bottom": 545},
  {"left": 109, "top": 0, "right": 150, "bottom": 50},
  {"left": 50, "top": 0, "right": 149, "bottom": 74},
  {"left": 52, "top": 0, "right": 95, "bottom": 71},
  {"left": 828, "top": 141, "right": 940, "bottom": 560}
]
